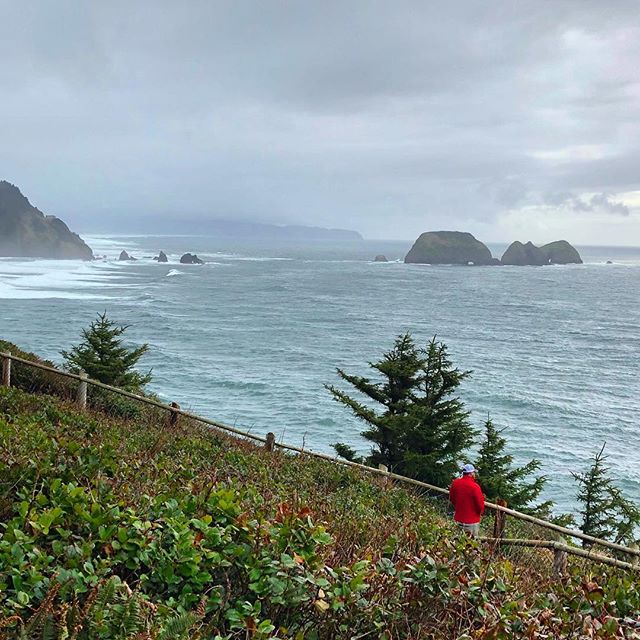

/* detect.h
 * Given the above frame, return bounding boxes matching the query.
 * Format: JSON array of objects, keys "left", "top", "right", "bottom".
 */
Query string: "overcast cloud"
[{"left": 1, "top": 1, "right": 640, "bottom": 243}]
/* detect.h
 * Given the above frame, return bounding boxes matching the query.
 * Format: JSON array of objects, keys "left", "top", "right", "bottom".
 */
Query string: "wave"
[
  {"left": 0, "top": 258, "right": 124, "bottom": 299},
  {"left": 166, "top": 269, "right": 183, "bottom": 277},
  {"left": 0, "top": 281, "right": 106, "bottom": 300}
]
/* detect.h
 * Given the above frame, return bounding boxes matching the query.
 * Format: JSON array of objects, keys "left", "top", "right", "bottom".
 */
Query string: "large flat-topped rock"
[{"left": 404, "top": 231, "right": 495, "bottom": 265}]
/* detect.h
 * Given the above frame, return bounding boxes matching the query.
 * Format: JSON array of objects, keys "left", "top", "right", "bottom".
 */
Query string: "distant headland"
[
  {"left": 404, "top": 231, "right": 582, "bottom": 266},
  {"left": 95, "top": 217, "right": 364, "bottom": 243},
  {"left": 0, "top": 181, "right": 93, "bottom": 260}
]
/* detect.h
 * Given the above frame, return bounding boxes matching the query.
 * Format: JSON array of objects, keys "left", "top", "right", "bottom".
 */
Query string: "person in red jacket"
[{"left": 449, "top": 464, "right": 485, "bottom": 537}]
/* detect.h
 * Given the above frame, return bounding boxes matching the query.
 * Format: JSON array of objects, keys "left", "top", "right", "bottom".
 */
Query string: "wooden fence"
[{"left": 2, "top": 350, "right": 639, "bottom": 574}]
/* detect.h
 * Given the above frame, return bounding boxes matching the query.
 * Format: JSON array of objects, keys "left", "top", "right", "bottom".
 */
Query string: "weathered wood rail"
[
  {"left": 2, "top": 350, "right": 639, "bottom": 571},
  {"left": 480, "top": 537, "right": 639, "bottom": 573}
]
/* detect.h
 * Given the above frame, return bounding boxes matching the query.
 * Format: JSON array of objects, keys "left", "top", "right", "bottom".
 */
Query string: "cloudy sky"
[{"left": 1, "top": 1, "right": 640, "bottom": 244}]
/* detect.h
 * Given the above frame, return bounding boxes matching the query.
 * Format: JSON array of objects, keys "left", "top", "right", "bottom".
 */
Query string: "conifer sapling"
[
  {"left": 475, "top": 416, "right": 551, "bottom": 515},
  {"left": 62, "top": 312, "right": 152, "bottom": 391}
]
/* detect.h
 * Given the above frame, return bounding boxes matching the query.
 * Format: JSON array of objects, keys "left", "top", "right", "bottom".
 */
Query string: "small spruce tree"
[
  {"left": 608, "top": 487, "right": 640, "bottom": 547},
  {"left": 572, "top": 443, "right": 640, "bottom": 547},
  {"left": 62, "top": 312, "right": 152, "bottom": 391},
  {"left": 474, "top": 416, "right": 551, "bottom": 515},
  {"left": 328, "top": 333, "right": 476, "bottom": 487},
  {"left": 572, "top": 444, "right": 618, "bottom": 544},
  {"left": 332, "top": 443, "right": 364, "bottom": 464}
]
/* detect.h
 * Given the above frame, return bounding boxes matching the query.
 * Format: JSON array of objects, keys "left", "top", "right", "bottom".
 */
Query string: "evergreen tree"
[
  {"left": 608, "top": 486, "right": 640, "bottom": 547},
  {"left": 332, "top": 442, "right": 364, "bottom": 464},
  {"left": 572, "top": 444, "right": 618, "bottom": 544},
  {"left": 329, "top": 333, "right": 423, "bottom": 470},
  {"left": 62, "top": 312, "right": 152, "bottom": 391},
  {"left": 399, "top": 338, "right": 475, "bottom": 486},
  {"left": 328, "top": 334, "right": 476, "bottom": 487},
  {"left": 572, "top": 443, "right": 640, "bottom": 547},
  {"left": 474, "top": 416, "right": 551, "bottom": 515}
]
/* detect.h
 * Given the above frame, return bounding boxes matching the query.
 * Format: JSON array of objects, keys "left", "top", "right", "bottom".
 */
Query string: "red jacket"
[{"left": 449, "top": 474, "right": 485, "bottom": 524}]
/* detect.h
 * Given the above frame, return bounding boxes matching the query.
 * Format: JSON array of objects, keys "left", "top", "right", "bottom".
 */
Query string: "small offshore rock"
[
  {"left": 154, "top": 251, "right": 168, "bottom": 263},
  {"left": 374, "top": 254, "right": 388, "bottom": 262},
  {"left": 119, "top": 250, "right": 137, "bottom": 261},
  {"left": 180, "top": 253, "right": 204, "bottom": 264}
]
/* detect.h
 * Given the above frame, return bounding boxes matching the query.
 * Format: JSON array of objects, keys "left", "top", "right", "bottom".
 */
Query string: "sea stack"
[
  {"left": 0, "top": 180, "right": 93, "bottom": 259},
  {"left": 404, "top": 231, "right": 495, "bottom": 265},
  {"left": 540, "top": 240, "right": 583, "bottom": 264},
  {"left": 501, "top": 240, "right": 582, "bottom": 265},
  {"left": 374, "top": 254, "right": 388, "bottom": 262},
  {"left": 154, "top": 251, "right": 168, "bottom": 263},
  {"left": 501, "top": 241, "right": 548, "bottom": 266},
  {"left": 119, "top": 250, "right": 136, "bottom": 261},
  {"left": 180, "top": 253, "right": 204, "bottom": 264}
]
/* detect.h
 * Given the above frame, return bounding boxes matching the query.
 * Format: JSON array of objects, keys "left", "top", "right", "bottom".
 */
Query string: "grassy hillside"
[{"left": 0, "top": 352, "right": 639, "bottom": 637}]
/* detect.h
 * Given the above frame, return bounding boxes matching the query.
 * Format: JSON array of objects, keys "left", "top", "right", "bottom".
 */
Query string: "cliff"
[
  {"left": 0, "top": 181, "right": 93, "bottom": 259},
  {"left": 404, "top": 231, "right": 495, "bottom": 265}
]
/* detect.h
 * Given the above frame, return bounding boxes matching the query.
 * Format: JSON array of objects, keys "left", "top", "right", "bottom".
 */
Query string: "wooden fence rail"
[
  {"left": 2, "top": 350, "right": 639, "bottom": 566},
  {"left": 480, "top": 537, "right": 639, "bottom": 573}
]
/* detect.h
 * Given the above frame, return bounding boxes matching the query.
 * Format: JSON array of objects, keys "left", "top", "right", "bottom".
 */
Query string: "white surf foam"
[{"left": 0, "top": 258, "right": 124, "bottom": 299}]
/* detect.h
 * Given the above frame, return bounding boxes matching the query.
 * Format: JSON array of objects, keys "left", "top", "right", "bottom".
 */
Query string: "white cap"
[{"left": 461, "top": 463, "right": 476, "bottom": 474}]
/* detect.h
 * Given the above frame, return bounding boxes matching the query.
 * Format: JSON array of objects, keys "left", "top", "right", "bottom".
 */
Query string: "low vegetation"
[{"left": 1, "top": 381, "right": 640, "bottom": 638}]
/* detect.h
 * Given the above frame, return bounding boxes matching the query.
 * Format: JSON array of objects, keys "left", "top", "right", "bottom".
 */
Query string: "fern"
[
  {"left": 108, "top": 597, "right": 146, "bottom": 638},
  {"left": 94, "top": 577, "right": 118, "bottom": 613},
  {"left": 22, "top": 579, "right": 61, "bottom": 638},
  {"left": 157, "top": 612, "right": 199, "bottom": 640},
  {"left": 40, "top": 617, "right": 57, "bottom": 640}
]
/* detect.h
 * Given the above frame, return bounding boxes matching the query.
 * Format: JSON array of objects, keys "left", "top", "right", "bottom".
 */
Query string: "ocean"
[{"left": 1, "top": 235, "right": 639, "bottom": 515}]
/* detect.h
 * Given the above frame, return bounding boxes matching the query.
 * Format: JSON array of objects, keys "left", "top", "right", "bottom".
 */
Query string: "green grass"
[{"left": 0, "top": 362, "right": 639, "bottom": 638}]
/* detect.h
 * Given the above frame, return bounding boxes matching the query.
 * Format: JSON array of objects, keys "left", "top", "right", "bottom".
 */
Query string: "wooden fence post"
[
  {"left": 553, "top": 546, "right": 568, "bottom": 578},
  {"left": 493, "top": 498, "right": 507, "bottom": 540},
  {"left": 1, "top": 352, "right": 11, "bottom": 387},
  {"left": 169, "top": 402, "right": 180, "bottom": 428},
  {"left": 76, "top": 371, "right": 87, "bottom": 409},
  {"left": 265, "top": 432, "right": 276, "bottom": 452}
]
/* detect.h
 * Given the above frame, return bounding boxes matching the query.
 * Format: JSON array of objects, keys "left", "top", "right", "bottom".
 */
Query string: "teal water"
[{"left": 1, "top": 235, "right": 639, "bottom": 515}]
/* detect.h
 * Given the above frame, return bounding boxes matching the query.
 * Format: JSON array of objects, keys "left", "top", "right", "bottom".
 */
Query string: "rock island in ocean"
[
  {"left": 404, "top": 230, "right": 582, "bottom": 266},
  {"left": 404, "top": 231, "right": 497, "bottom": 265}
]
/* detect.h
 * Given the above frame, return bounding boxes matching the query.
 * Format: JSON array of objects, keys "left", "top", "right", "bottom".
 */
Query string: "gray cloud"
[
  {"left": 583, "top": 193, "right": 630, "bottom": 217},
  {"left": 1, "top": 0, "right": 639, "bottom": 242},
  {"left": 545, "top": 192, "right": 630, "bottom": 216}
]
